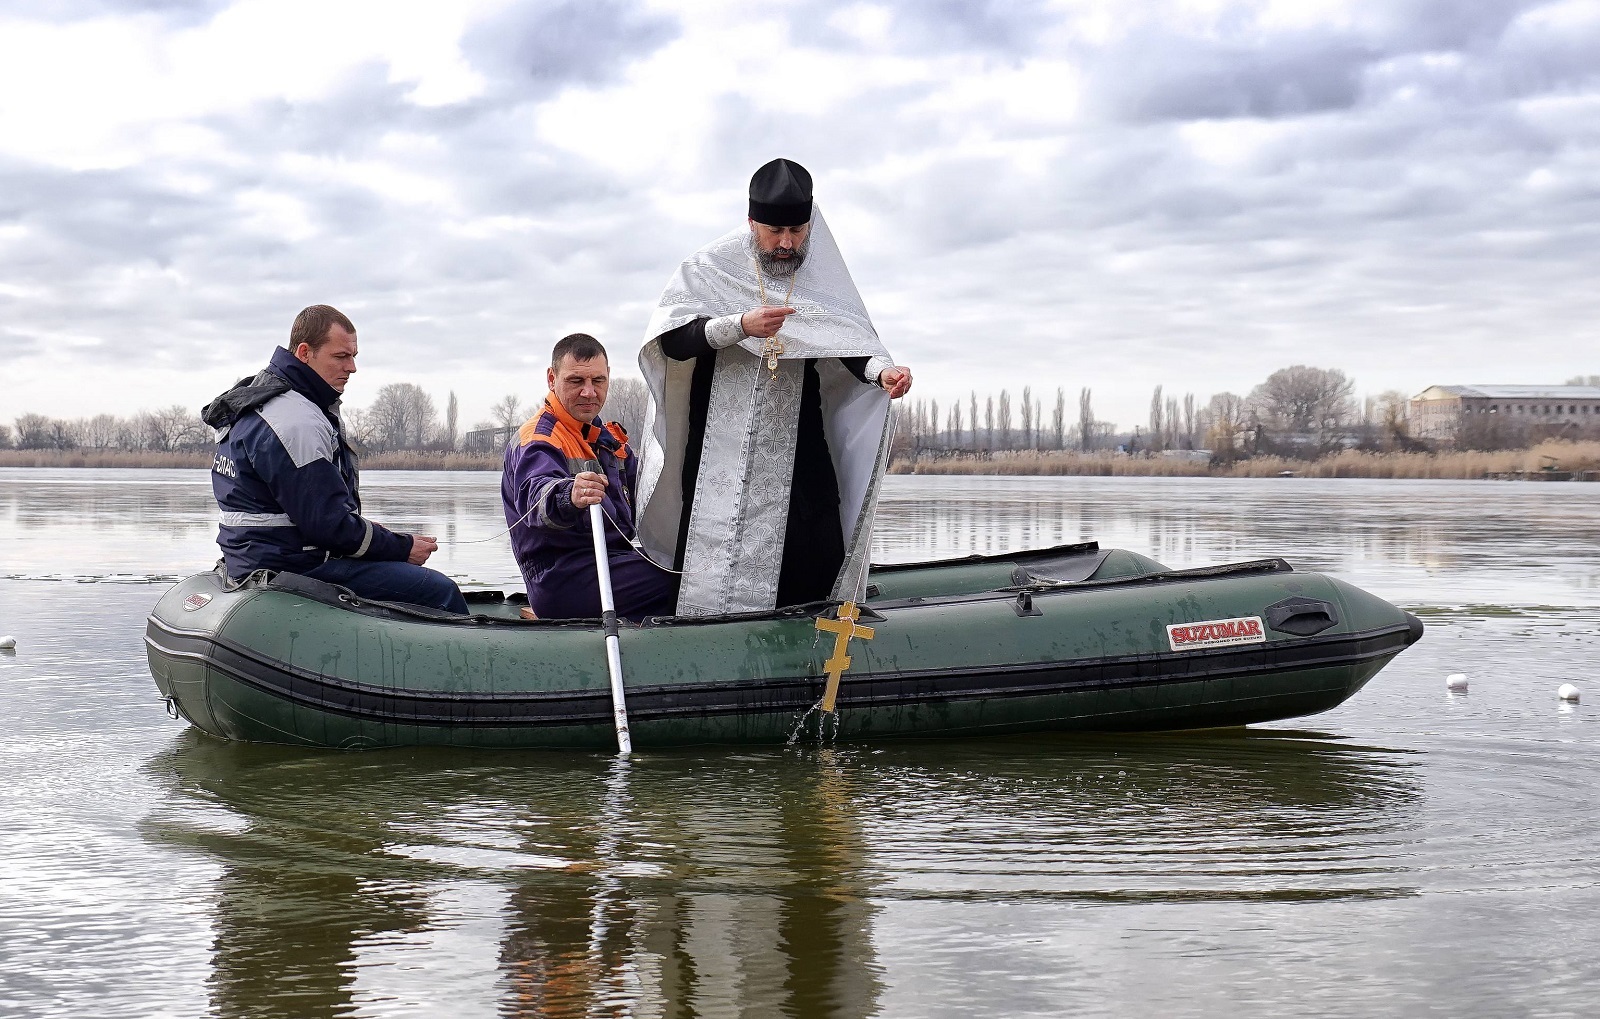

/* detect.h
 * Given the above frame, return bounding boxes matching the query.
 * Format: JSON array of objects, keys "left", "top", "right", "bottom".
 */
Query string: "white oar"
[{"left": 589, "top": 500, "right": 633, "bottom": 755}]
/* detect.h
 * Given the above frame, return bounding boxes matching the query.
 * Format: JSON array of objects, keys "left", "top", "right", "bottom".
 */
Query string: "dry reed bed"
[
  {"left": 9, "top": 440, "right": 1600, "bottom": 479},
  {"left": 361, "top": 451, "right": 502, "bottom": 470},
  {"left": 0, "top": 449, "right": 505, "bottom": 470},
  {"left": 0, "top": 449, "right": 212, "bottom": 469},
  {"left": 893, "top": 440, "right": 1600, "bottom": 480}
]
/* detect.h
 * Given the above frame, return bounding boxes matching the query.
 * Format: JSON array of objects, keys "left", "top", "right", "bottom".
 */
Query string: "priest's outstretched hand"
[{"left": 880, "top": 366, "right": 912, "bottom": 399}]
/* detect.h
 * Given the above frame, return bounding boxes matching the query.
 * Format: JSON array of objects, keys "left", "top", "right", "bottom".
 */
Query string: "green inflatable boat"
[{"left": 144, "top": 542, "right": 1423, "bottom": 750}]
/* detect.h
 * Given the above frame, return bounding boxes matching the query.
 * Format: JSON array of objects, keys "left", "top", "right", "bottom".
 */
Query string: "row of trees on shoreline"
[
  {"left": 892, "top": 366, "right": 1420, "bottom": 462},
  {"left": 6, "top": 366, "right": 1596, "bottom": 461}
]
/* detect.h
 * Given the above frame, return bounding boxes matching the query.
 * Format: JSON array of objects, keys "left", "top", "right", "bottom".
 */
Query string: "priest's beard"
[{"left": 756, "top": 239, "right": 808, "bottom": 278}]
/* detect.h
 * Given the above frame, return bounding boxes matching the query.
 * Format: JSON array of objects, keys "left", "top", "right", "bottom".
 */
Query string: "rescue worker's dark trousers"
[
  {"left": 526, "top": 550, "right": 677, "bottom": 622},
  {"left": 307, "top": 558, "right": 469, "bottom": 615}
]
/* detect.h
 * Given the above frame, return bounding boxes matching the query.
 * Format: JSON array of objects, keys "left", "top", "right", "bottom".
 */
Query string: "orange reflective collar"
[{"left": 517, "top": 394, "right": 628, "bottom": 462}]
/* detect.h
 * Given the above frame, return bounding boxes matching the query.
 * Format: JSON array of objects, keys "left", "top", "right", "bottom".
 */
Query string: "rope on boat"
[{"left": 437, "top": 497, "right": 687, "bottom": 575}]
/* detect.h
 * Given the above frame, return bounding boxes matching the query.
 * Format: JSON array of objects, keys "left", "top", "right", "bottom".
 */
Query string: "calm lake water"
[{"left": 1, "top": 468, "right": 1596, "bottom": 1018}]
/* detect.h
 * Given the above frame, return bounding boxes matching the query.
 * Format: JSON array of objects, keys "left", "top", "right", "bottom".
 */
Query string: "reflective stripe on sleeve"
[
  {"left": 534, "top": 479, "right": 575, "bottom": 529},
  {"left": 219, "top": 511, "right": 294, "bottom": 527},
  {"left": 354, "top": 519, "right": 374, "bottom": 558}
]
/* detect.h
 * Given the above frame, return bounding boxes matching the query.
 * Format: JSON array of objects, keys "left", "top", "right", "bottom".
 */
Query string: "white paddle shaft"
[{"left": 590, "top": 502, "right": 633, "bottom": 755}]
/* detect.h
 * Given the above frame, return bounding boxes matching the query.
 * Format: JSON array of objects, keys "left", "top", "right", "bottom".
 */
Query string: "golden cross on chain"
[
  {"left": 759, "top": 336, "right": 785, "bottom": 373},
  {"left": 754, "top": 253, "right": 798, "bottom": 377},
  {"left": 814, "top": 601, "right": 875, "bottom": 713}
]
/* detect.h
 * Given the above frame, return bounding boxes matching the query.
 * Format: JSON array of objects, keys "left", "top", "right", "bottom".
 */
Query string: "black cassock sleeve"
[{"left": 658, "top": 318, "right": 712, "bottom": 361}]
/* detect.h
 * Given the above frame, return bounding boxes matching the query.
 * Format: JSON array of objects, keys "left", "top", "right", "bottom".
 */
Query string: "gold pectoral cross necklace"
[{"left": 754, "top": 254, "right": 798, "bottom": 379}]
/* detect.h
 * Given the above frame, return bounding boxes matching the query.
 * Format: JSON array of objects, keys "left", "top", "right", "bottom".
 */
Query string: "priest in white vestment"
[{"left": 636, "top": 159, "right": 913, "bottom": 616}]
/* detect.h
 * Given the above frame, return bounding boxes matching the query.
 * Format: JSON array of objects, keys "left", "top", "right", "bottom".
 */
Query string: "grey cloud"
[
  {"left": 1085, "top": 0, "right": 1571, "bottom": 125},
  {"left": 462, "top": 0, "right": 679, "bottom": 95},
  {"left": 1385, "top": 0, "right": 1546, "bottom": 53},
  {"left": 790, "top": 0, "right": 1060, "bottom": 56},
  {"left": 1089, "top": 32, "right": 1374, "bottom": 122},
  {"left": 1, "top": 0, "right": 226, "bottom": 24}
]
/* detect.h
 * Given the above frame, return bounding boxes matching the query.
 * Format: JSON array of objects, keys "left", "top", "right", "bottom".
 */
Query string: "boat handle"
[
  {"left": 1013, "top": 591, "right": 1042, "bottom": 617},
  {"left": 1264, "top": 596, "right": 1340, "bottom": 636}
]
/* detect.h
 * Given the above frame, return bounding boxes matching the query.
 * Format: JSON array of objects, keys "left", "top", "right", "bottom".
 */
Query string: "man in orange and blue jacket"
[{"left": 502, "top": 333, "right": 677, "bottom": 620}]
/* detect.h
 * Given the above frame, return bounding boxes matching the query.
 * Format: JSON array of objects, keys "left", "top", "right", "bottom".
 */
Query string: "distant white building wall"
[{"left": 1409, "top": 385, "right": 1600, "bottom": 439}]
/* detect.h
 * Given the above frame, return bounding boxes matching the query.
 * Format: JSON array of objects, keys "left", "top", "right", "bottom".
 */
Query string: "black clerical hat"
[{"left": 748, "top": 158, "right": 813, "bottom": 226}]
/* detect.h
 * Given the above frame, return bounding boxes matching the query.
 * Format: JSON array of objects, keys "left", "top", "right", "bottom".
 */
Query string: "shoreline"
[
  {"left": 0, "top": 449, "right": 503, "bottom": 471},
  {"left": 7, "top": 439, "right": 1600, "bottom": 480},
  {"left": 889, "top": 441, "right": 1600, "bottom": 480}
]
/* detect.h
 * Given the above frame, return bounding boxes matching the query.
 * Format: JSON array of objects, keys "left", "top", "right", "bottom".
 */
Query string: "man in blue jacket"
[
  {"left": 502, "top": 333, "right": 676, "bottom": 620},
  {"left": 205, "top": 304, "right": 467, "bottom": 614}
]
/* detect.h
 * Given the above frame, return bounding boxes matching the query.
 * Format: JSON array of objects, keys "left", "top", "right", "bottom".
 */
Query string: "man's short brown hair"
[
  {"left": 290, "top": 305, "right": 356, "bottom": 353},
  {"left": 551, "top": 333, "right": 608, "bottom": 368}
]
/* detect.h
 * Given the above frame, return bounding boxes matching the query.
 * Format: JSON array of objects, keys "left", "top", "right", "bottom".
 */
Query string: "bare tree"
[
  {"left": 1249, "top": 365, "right": 1356, "bottom": 442},
  {"left": 0, "top": 424, "right": 11, "bottom": 449},
  {"left": 1165, "top": 395, "right": 1180, "bottom": 450},
  {"left": 44, "top": 419, "right": 78, "bottom": 450},
  {"left": 948, "top": 402, "right": 963, "bottom": 451},
  {"left": 984, "top": 396, "right": 994, "bottom": 452},
  {"left": 603, "top": 377, "right": 650, "bottom": 440},
  {"left": 114, "top": 417, "right": 146, "bottom": 450},
  {"left": 1193, "top": 406, "right": 1214, "bottom": 450},
  {"left": 1078, "top": 388, "right": 1094, "bottom": 451},
  {"left": 13, "top": 414, "right": 52, "bottom": 449},
  {"left": 929, "top": 398, "right": 940, "bottom": 449},
  {"left": 491, "top": 394, "right": 524, "bottom": 433},
  {"left": 1370, "top": 389, "right": 1414, "bottom": 449},
  {"left": 81, "top": 414, "right": 121, "bottom": 450},
  {"left": 1182, "top": 393, "right": 1197, "bottom": 449},
  {"left": 367, "top": 383, "right": 438, "bottom": 451},
  {"left": 443, "top": 391, "right": 459, "bottom": 451},
  {"left": 1206, "top": 392, "right": 1246, "bottom": 461},
  {"left": 970, "top": 392, "right": 979, "bottom": 452},
  {"left": 997, "top": 390, "right": 1012, "bottom": 450},
  {"left": 342, "top": 406, "right": 377, "bottom": 449},
  {"left": 1019, "top": 386, "right": 1033, "bottom": 450},
  {"left": 1148, "top": 385, "right": 1165, "bottom": 453},
  {"left": 1052, "top": 388, "right": 1065, "bottom": 450},
  {"left": 138, "top": 406, "right": 200, "bottom": 451}
]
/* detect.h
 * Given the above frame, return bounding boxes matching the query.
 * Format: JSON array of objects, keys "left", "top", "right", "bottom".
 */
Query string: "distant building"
[
  {"left": 1410, "top": 385, "right": 1600, "bottom": 440},
  {"left": 463, "top": 425, "right": 517, "bottom": 453}
]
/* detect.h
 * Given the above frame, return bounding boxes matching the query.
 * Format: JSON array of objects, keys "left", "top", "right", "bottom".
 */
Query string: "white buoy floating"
[
  {"left": 1445, "top": 673, "right": 1468, "bottom": 692},
  {"left": 1558, "top": 684, "right": 1580, "bottom": 703},
  {"left": 0, "top": 636, "right": 15, "bottom": 650}
]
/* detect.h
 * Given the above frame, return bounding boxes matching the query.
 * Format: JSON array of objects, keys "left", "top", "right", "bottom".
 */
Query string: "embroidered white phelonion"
[
  {"left": 1558, "top": 683, "right": 1580, "bottom": 702},
  {"left": 1446, "top": 673, "right": 1468, "bottom": 692}
]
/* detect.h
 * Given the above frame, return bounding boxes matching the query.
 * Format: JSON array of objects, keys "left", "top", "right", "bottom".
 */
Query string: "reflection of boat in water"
[
  {"left": 141, "top": 734, "right": 885, "bottom": 1018},
  {"left": 139, "top": 728, "right": 1419, "bottom": 1016},
  {"left": 143, "top": 542, "right": 1423, "bottom": 749}
]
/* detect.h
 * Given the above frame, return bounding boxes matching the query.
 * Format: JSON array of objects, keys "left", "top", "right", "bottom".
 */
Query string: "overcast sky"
[{"left": 2, "top": 0, "right": 1597, "bottom": 432}]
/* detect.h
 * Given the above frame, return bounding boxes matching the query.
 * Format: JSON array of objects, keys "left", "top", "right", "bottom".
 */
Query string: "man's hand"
[
  {"left": 571, "top": 470, "right": 608, "bottom": 509},
  {"left": 879, "top": 366, "right": 913, "bottom": 399},
  {"left": 408, "top": 535, "right": 439, "bottom": 565},
  {"left": 741, "top": 306, "right": 796, "bottom": 339}
]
